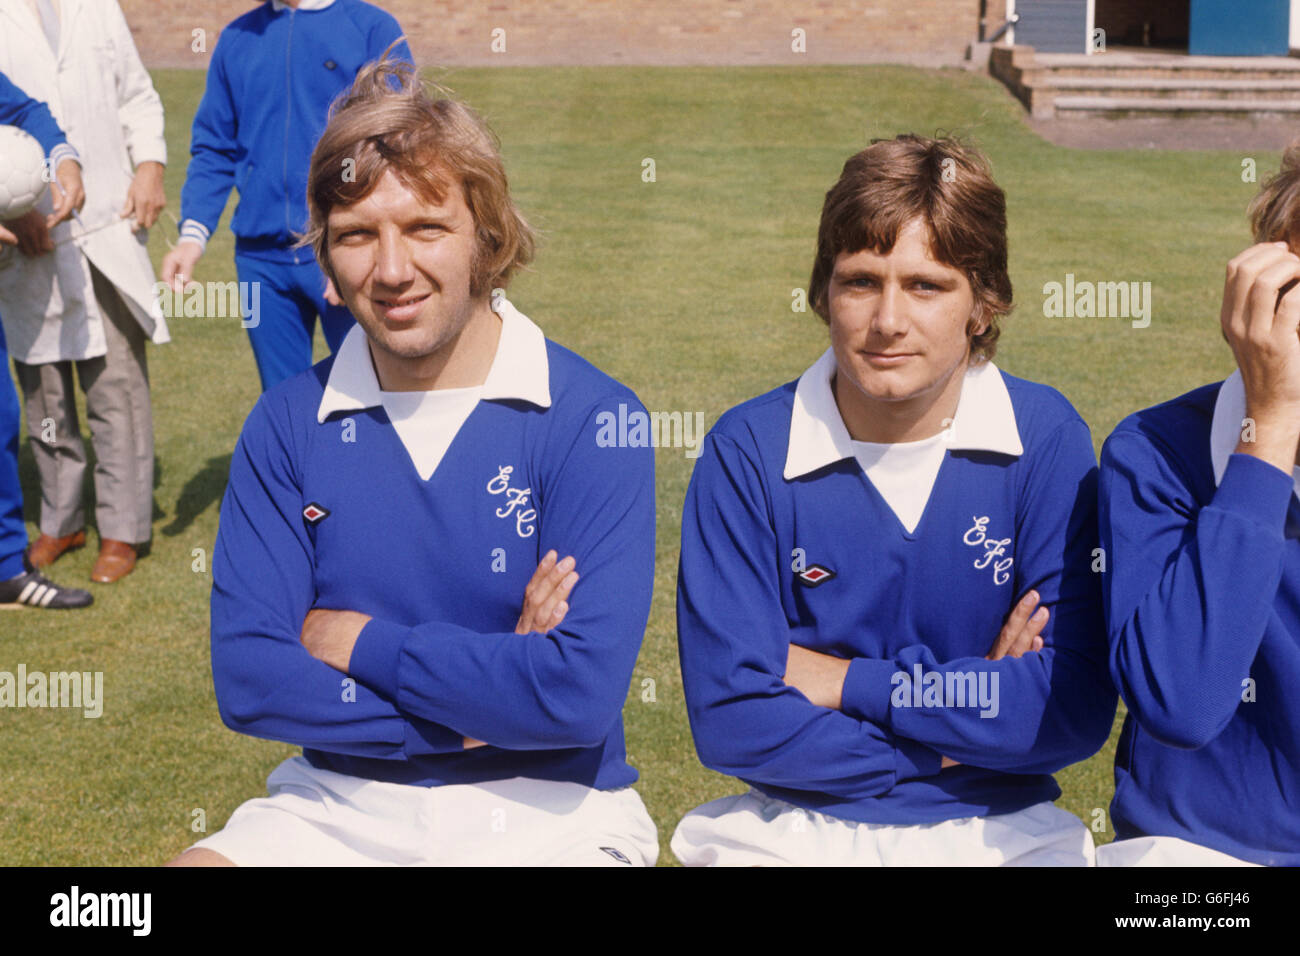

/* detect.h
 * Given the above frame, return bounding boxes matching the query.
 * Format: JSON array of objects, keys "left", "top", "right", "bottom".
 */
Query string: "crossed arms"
[
  {"left": 676, "top": 426, "right": 1116, "bottom": 800},
  {"left": 210, "top": 392, "right": 654, "bottom": 757}
]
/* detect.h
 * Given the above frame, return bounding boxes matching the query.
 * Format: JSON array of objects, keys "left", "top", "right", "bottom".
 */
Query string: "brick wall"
[{"left": 119, "top": 1, "right": 1005, "bottom": 68}]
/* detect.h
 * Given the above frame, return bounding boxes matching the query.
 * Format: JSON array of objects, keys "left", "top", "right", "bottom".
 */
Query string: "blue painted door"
[{"left": 1189, "top": 0, "right": 1289, "bottom": 55}]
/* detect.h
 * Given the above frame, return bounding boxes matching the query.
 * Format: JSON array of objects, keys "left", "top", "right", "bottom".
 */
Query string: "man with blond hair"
[
  {"left": 168, "top": 59, "right": 658, "bottom": 866},
  {"left": 1096, "top": 144, "right": 1300, "bottom": 866},
  {"left": 673, "top": 135, "right": 1116, "bottom": 866}
]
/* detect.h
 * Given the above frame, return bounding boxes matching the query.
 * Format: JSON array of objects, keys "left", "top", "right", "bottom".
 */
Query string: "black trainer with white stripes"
[{"left": 0, "top": 559, "right": 93, "bottom": 610}]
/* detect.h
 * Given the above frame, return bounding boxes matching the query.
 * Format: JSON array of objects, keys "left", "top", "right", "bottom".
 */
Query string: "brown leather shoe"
[
  {"left": 91, "top": 539, "right": 137, "bottom": 584},
  {"left": 26, "top": 530, "right": 86, "bottom": 569}
]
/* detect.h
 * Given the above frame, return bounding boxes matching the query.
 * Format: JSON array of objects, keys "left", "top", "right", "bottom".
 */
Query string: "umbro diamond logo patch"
[
  {"left": 796, "top": 564, "right": 836, "bottom": 588},
  {"left": 599, "top": 846, "right": 632, "bottom": 864},
  {"left": 302, "top": 503, "right": 330, "bottom": 525}
]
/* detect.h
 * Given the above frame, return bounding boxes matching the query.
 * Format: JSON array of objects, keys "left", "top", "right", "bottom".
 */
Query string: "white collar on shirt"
[
  {"left": 1209, "top": 368, "right": 1300, "bottom": 497},
  {"left": 784, "top": 348, "right": 1023, "bottom": 480},
  {"left": 1209, "top": 368, "right": 1247, "bottom": 486},
  {"left": 317, "top": 297, "right": 552, "bottom": 423},
  {"left": 271, "top": 0, "right": 336, "bottom": 13}
]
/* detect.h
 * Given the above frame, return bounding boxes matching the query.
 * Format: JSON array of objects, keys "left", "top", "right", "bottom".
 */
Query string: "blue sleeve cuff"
[
  {"left": 894, "top": 737, "right": 944, "bottom": 780},
  {"left": 842, "top": 656, "right": 901, "bottom": 726},
  {"left": 1214, "top": 453, "right": 1295, "bottom": 531},
  {"left": 349, "top": 617, "right": 410, "bottom": 700}
]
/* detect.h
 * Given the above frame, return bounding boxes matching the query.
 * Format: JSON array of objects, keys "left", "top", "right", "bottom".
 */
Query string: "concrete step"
[
  {"left": 1039, "top": 66, "right": 1300, "bottom": 81},
  {"left": 990, "top": 45, "right": 1300, "bottom": 119},
  {"left": 1035, "top": 52, "right": 1300, "bottom": 71},
  {"left": 1032, "top": 53, "right": 1300, "bottom": 82},
  {"left": 1046, "top": 76, "right": 1300, "bottom": 91},
  {"left": 1053, "top": 95, "right": 1300, "bottom": 117},
  {"left": 1042, "top": 77, "right": 1300, "bottom": 100}
]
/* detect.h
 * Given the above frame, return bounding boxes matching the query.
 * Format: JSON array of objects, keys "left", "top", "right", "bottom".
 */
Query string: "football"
[{"left": 0, "top": 124, "right": 49, "bottom": 221}]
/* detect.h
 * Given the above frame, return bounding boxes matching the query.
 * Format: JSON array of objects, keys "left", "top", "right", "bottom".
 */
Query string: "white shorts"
[
  {"left": 189, "top": 756, "right": 659, "bottom": 866},
  {"left": 1096, "top": 835, "right": 1260, "bottom": 867},
  {"left": 671, "top": 789, "right": 1095, "bottom": 866}
]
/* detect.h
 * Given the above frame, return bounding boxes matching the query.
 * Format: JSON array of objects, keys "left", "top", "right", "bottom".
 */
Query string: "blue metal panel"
[
  {"left": 1189, "top": 0, "right": 1289, "bottom": 55},
  {"left": 1015, "top": 0, "right": 1089, "bottom": 53}
]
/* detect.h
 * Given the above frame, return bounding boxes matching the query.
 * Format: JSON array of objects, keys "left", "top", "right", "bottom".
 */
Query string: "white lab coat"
[{"left": 0, "top": 0, "right": 169, "bottom": 364}]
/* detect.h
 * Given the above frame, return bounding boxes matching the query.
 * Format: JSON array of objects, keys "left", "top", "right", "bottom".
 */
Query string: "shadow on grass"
[{"left": 162, "top": 454, "right": 231, "bottom": 538}]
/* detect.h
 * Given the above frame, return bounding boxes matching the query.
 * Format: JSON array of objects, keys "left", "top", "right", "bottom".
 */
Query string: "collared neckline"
[
  {"left": 316, "top": 297, "right": 552, "bottom": 423},
  {"left": 784, "top": 348, "right": 1023, "bottom": 481},
  {"left": 1209, "top": 368, "right": 1300, "bottom": 498}
]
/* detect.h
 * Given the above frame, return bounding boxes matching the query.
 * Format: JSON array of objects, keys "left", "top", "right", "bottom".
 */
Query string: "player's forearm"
[
  {"left": 682, "top": 608, "right": 943, "bottom": 794},
  {"left": 687, "top": 685, "right": 943, "bottom": 797},
  {"left": 211, "top": 625, "right": 466, "bottom": 758},
  {"left": 214, "top": 585, "right": 467, "bottom": 758},
  {"left": 345, "top": 609, "right": 645, "bottom": 750},
  {"left": 841, "top": 641, "right": 1115, "bottom": 774}
]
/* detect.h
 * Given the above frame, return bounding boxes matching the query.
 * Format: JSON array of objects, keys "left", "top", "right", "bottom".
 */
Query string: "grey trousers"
[{"left": 13, "top": 265, "right": 154, "bottom": 545}]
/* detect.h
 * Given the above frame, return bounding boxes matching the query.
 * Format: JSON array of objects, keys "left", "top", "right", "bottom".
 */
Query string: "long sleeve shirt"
[
  {"left": 1099, "top": 372, "right": 1300, "bottom": 864},
  {"left": 677, "top": 350, "right": 1116, "bottom": 824},
  {"left": 210, "top": 301, "right": 655, "bottom": 790}
]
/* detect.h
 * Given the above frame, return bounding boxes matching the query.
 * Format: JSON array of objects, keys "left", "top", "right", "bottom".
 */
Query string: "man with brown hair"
[
  {"left": 1095, "top": 143, "right": 1300, "bottom": 866},
  {"left": 168, "top": 60, "right": 657, "bottom": 866},
  {"left": 673, "top": 135, "right": 1115, "bottom": 866}
]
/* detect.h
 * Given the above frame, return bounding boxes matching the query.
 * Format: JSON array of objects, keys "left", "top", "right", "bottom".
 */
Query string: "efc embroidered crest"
[
  {"left": 962, "top": 516, "right": 1013, "bottom": 585},
  {"left": 485, "top": 465, "right": 537, "bottom": 538},
  {"left": 796, "top": 564, "right": 836, "bottom": 588},
  {"left": 302, "top": 503, "right": 330, "bottom": 525}
]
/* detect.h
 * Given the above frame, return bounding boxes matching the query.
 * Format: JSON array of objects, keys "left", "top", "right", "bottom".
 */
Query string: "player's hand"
[
  {"left": 1, "top": 209, "right": 53, "bottom": 257},
  {"left": 120, "top": 160, "right": 166, "bottom": 231},
  {"left": 515, "top": 549, "right": 578, "bottom": 634},
  {"left": 986, "top": 589, "right": 1047, "bottom": 660},
  {"left": 47, "top": 158, "right": 85, "bottom": 229},
  {"left": 940, "top": 757, "right": 961, "bottom": 769},
  {"left": 783, "top": 643, "right": 849, "bottom": 710},
  {"left": 300, "top": 607, "right": 372, "bottom": 672},
  {"left": 1221, "top": 241, "right": 1300, "bottom": 472},
  {"left": 160, "top": 240, "right": 203, "bottom": 293}
]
